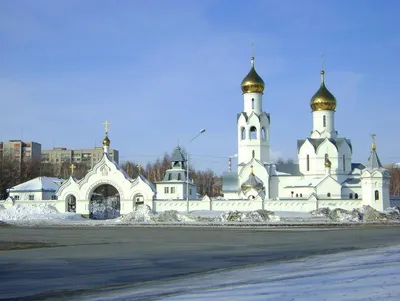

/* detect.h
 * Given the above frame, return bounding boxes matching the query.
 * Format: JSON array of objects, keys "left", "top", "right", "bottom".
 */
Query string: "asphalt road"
[{"left": 1, "top": 225, "right": 400, "bottom": 300}]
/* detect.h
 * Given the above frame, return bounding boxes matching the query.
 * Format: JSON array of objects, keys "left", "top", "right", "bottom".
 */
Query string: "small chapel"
[{"left": 222, "top": 56, "right": 391, "bottom": 211}]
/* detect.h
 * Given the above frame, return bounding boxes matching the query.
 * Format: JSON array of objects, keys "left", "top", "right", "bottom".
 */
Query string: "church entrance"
[{"left": 89, "top": 184, "right": 120, "bottom": 220}]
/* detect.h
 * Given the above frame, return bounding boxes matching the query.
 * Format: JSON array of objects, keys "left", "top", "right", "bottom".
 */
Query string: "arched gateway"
[{"left": 55, "top": 126, "right": 156, "bottom": 219}]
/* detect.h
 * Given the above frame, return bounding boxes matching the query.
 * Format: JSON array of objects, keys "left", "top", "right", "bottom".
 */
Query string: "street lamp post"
[{"left": 187, "top": 129, "right": 206, "bottom": 213}]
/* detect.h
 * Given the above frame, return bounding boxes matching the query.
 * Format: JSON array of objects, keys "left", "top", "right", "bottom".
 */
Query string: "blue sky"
[{"left": 1, "top": 0, "right": 399, "bottom": 175}]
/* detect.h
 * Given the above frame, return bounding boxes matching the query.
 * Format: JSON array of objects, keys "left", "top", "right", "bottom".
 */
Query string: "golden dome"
[
  {"left": 310, "top": 70, "right": 337, "bottom": 111},
  {"left": 103, "top": 135, "right": 110, "bottom": 146},
  {"left": 241, "top": 57, "right": 265, "bottom": 94}
]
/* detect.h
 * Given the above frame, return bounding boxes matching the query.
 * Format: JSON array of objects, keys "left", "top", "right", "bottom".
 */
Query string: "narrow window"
[
  {"left": 349, "top": 193, "right": 353, "bottom": 199},
  {"left": 300, "top": 193, "right": 303, "bottom": 197},
  {"left": 375, "top": 190, "right": 379, "bottom": 200},
  {"left": 171, "top": 187, "right": 175, "bottom": 193},
  {"left": 51, "top": 195, "right": 57, "bottom": 200},
  {"left": 323, "top": 115, "right": 326, "bottom": 127},
  {"left": 164, "top": 187, "right": 169, "bottom": 194},
  {"left": 355, "top": 193, "right": 359, "bottom": 199},
  {"left": 252, "top": 150, "right": 255, "bottom": 158},
  {"left": 306, "top": 155, "right": 310, "bottom": 171},
  {"left": 327, "top": 192, "right": 331, "bottom": 197},
  {"left": 261, "top": 127, "right": 266, "bottom": 140},
  {"left": 296, "top": 193, "right": 299, "bottom": 197},
  {"left": 189, "top": 188, "right": 192, "bottom": 195},
  {"left": 251, "top": 98, "right": 254, "bottom": 109},
  {"left": 343, "top": 154, "right": 345, "bottom": 171},
  {"left": 291, "top": 191, "right": 294, "bottom": 197},
  {"left": 178, "top": 173, "right": 181, "bottom": 180},
  {"left": 241, "top": 127, "right": 246, "bottom": 140},
  {"left": 15, "top": 195, "right": 20, "bottom": 200},
  {"left": 250, "top": 126, "right": 257, "bottom": 139},
  {"left": 168, "top": 173, "right": 172, "bottom": 180}
]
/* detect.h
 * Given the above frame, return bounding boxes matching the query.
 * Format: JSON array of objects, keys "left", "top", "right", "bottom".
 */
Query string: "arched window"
[
  {"left": 349, "top": 193, "right": 353, "bottom": 199},
  {"left": 250, "top": 126, "right": 257, "bottom": 139},
  {"left": 300, "top": 193, "right": 303, "bottom": 197},
  {"left": 343, "top": 154, "right": 346, "bottom": 171},
  {"left": 306, "top": 155, "right": 310, "bottom": 171},
  {"left": 296, "top": 193, "right": 299, "bottom": 197},
  {"left": 261, "top": 127, "right": 266, "bottom": 140},
  {"left": 375, "top": 190, "right": 379, "bottom": 200},
  {"left": 291, "top": 191, "right": 294, "bottom": 197},
  {"left": 241, "top": 127, "right": 246, "bottom": 140},
  {"left": 323, "top": 115, "right": 326, "bottom": 127},
  {"left": 327, "top": 192, "right": 331, "bottom": 197},
  {"left": 251, "top": 98, "right": 255, "bottom": 109},
  {"left": 355, "top": 193, "right": 359, "bottom": 199},
  {"left": 252, "top": 150, "right": 255, "bottom": 158}
]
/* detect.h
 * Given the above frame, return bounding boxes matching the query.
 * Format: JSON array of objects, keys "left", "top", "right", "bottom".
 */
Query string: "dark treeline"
[{"left": 389, "top": 167, "right": 400, "bottom": 196}]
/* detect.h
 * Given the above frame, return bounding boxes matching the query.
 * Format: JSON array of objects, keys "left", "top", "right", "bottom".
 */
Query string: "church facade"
[{"left": 222, "top": 57, "right": 391, "bottom": 211}]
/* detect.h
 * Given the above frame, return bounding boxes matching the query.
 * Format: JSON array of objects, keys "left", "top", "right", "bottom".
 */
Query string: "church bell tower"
[{"left": 237, "top": 57, "right": 270, "bottom": 168}]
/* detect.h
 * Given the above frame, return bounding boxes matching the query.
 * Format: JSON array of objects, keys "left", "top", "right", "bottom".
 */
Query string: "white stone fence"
[
  {"left": 153, "top": 198, "right": 363, "bottom": 213},
  {"left": 0, "top": 197, "right": 366, "bottom": 214}
]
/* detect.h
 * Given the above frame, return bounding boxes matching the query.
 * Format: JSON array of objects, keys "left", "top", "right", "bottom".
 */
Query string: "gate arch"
[{"left": 88, "top": 182, "right": 122, "bottom": 220}]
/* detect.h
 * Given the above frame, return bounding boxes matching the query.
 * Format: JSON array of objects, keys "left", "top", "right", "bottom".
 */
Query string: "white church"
[
  {"left": 222, "top": 56, "right": 391, "bottom": 211},
  {"left": 3, "top": 56, "right": 391, "bottom": 216}
]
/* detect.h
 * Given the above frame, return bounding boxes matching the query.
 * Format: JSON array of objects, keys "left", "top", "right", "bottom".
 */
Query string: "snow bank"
[
  {"left": 118, "top": 205, "right": 154, "bottom": 222},
  {"left": 220, "top": 209, "right": 280, "bottom": 222},
  {"left": 119, "top": 206, "right": 197, "bottom": 223},
  {"left": 310, "top": 205, "right": 399, "bottom": 222},
  {"left": 0, "top": 204, "right": 84, "bottom": 222}
]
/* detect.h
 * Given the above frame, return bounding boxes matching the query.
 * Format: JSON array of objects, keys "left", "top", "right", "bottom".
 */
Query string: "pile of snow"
[
  {"left": 329, "top": 208, "right": 362, "bottom": 222},
  {"left": 118, "top": 205, "right": 154, "bottom": 222},
  {"left": 383, "top": 207, "right": 400, "bottom": 220},
  {"left": 220, "top": 209, "right": 280, "bottom": 222},
  {"left": 118, "top": 206, "right": 197, "bottom": 223},
  {"left": 310, "top": 205, "right": 399, "bottom": 222},
  {"left": 0, "top": 204, "right": 83, "bottom": 221},
  {"left": 358, "top": 205, "right": 388, "bottom": 221},
  {"left": 311, "top": 207, "right": 362, "bottom": 222}
]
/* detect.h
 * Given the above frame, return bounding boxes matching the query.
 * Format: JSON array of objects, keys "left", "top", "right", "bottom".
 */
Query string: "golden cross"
[
  {"left": 103, "top": 120, "right": 110, "bottom": 135},
  {"left": 137, "top": 164, "right": 142, "bottom": 173},
  {"left": 370, "top": 133, "right": 376, "bottom": 150},
  {"left": 70, "top": 164, "right": 76, "bottom": 175}
]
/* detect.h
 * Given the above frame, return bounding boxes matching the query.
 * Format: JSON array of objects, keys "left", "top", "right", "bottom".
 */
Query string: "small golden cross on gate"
[
  {"left": 70, "top": 164, "right": 76, "bottom": 176},
  {"left": 103, "top": 120, "right": 110, "bottom": 135}
]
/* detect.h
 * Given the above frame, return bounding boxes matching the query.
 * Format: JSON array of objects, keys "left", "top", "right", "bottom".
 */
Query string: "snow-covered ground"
[
  {"left": 0, "top": 203, "right": 399, "bottom": 226},
  {"left": 86, "top": 244, "right": 400, "bottom": 301}
]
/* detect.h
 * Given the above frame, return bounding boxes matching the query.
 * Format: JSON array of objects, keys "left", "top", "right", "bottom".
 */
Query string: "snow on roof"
[{"left": 8, "top": 177, "right": 65, "bottom": 192}]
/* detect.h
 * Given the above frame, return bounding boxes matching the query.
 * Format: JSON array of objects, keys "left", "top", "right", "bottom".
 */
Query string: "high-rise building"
[
  {"left": 0, "top": 140, "right": 41, "bottom": 163},
  {"left": 41, "top": 147, "right": 119, "bottom": 169}
]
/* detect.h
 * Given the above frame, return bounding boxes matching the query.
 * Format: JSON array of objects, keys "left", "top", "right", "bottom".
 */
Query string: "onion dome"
[
  {"left": 241, "top": 57, "right": 265, "bottom": 94},
  {"left": 241, "top": 166, "right": 264, "bottom": 191},
  {"left": 103, "top": 135, "right": 110, "bottom": 146},
  {"left": 310, "top": 70, "right": 337, "bottom": 111}
]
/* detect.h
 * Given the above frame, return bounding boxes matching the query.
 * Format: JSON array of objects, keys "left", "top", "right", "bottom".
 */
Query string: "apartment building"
[
  {"left": 0, "top": 140, "right": 41, "bottom": 163},
  {"left": 41, "top": 147, "right": 119, "bottom": 169}
]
